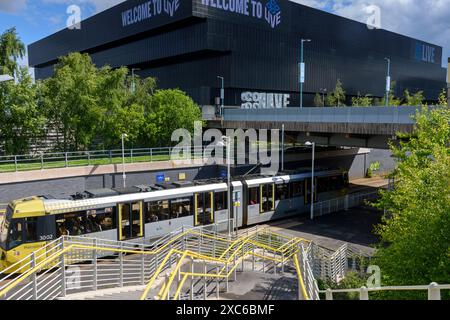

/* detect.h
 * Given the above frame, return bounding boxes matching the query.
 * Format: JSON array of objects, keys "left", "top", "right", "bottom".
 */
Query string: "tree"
[
  {"left": 314, "top": 93, "right": 324, "bottom": 107},
  {"left": 373, "top": 107, "right": 450, "bottom": 299},
  {"left": 0, "top": 28, "right": 26, "bottom": 76},
  {"left": 143, "top": 89, "right": 202, "bottom": 147},
  {"left": 352, "top": 92, "right": 373, "bottom": 107},
  {"left": 403, "top": 89, "right": 425, "bottom": 106},
  {"left": 326, "top": 79, "right": 346, "bottom": 107},
  {"left": 437, "top": 88, "right": 448, "bottom": 107},
  {"left": 0, "top": 67, "right": 46, "bottom": 154}
]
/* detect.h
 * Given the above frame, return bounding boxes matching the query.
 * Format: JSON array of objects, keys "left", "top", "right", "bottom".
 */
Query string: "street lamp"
[
  {"left": 218, "top": 135, "right": 232, "bottom": 235},
  {"left": 300, "top": 39, "right": 312, "bottom": 108},
  {"left": 0, "top": 74, "right": 14, "bottom": 83},
  {"left": 384, "top": 58, "right": 391, "bottom": 107},
  {"left": 131, "top": 68, "right": 140, "bottom": 93},
  {"left": 305, "top": 141, "right": 315, "bottom": 220},
  {"left": 121, "top": 133, "right": 128, "bottom": 188},
  {"left": 320, "top": 88, "right": 327, "bottom": 107},
  {"left": 217, "top": 76, "right": 224, "bottom": 117}
]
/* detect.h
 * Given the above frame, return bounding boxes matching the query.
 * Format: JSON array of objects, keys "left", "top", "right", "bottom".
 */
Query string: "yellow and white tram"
[{"left": 0, "top": 169, "right": 348, "bottom": 271}]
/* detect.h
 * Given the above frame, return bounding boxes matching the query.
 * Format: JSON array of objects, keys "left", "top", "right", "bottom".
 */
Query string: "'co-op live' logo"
[{"left": 265, "top": 0, "right": 281, "bottom": 28}]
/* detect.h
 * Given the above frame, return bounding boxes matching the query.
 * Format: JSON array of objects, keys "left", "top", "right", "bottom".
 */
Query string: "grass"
[{"left": 0, "top": 153, "right": 203, "bottom": 173}]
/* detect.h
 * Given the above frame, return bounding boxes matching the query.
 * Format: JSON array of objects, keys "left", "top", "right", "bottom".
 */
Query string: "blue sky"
[{"left": 0, "top": 0, "right": 449, "bottom": 69}]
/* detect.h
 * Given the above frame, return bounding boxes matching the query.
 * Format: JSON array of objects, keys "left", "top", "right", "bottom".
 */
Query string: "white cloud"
[
  {"left": 0, "top": 0, "right": 27, "bottom": 13},
  {"left": 291, "top": 0, "right": 450, "bottom": 66}
]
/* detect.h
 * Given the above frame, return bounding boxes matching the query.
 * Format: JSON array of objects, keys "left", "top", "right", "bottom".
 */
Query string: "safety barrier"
[
  {"left": 0, "top": 221, "right": 315, "bottom": 301},
  {"left": 321, "top": 283, "right": 450, "bottom": 300},
  {"left": 140, "top": 227, "right": 311, "bottom": 300}
]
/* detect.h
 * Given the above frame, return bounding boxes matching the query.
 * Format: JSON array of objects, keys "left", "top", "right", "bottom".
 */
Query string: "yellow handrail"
[{"left": 293, "top": 253, "right": 309, "bottom": 300}]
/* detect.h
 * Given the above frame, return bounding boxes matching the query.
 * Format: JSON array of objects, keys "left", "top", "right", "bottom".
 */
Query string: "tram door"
[
  {"left": 118, "top": 202, "right": 144, "bottom": 240},
  {"left": 194, "top": 192, "right": 214, "bottom": 226}
]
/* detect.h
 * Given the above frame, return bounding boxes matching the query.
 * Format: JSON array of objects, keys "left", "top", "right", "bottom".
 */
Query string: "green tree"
[
  {"left": 314, "top": 93, "right": 324, "bottom": 107},
  {"left": 0, "top": 27, "right": 26, "bottom": 75},
  {"left": 403, "top": 89, "right": 425, "bottom": 106},
  {"left": 143, "top": 89, "right": 202, "bottom": 147},
  {"left": 373, "top": 107, "right": 450, "bottom": 299},
  {"left": 352, "top": 92, "right": 373, "bottom": 107},
  {"left": 0, "top": 67, "right": 46, "bottom": 154},
  {"left": 42, "top": 53, "right": 105, "bottom": 151},
  {"left": 437, "top": 88, "right": 448, "bottom": 107},
  {"left": 326, "top": 79, "right": 346, "bottom": 107}
]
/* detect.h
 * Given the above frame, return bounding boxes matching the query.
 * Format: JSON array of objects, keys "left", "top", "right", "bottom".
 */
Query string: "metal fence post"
[
  {"left": 204, "top": 262, "right": 207, "bottom": 300},
  {"left": 141, "top": 245, "right": 146, "bottom": 285},
  {"left": 65, "top": 152, "right": 68, "bottom": 167},
  {"left": 14, "top": 156, "right": 18, "bottom": 172},
  {"left": 216, "top": 265, "right": 220, "bottom": 299},
  {"left": 150, "top": 148, "right": 153, "bottom": 162},
  {"left": 233, "top": 252, "right": 237, "bottom": 281},
  {"left": 119, "top": 243, "right": 124, "bottom": 287},
  {"left": 87, "top": 152, "right": 91, "bottom": 166},
  {"left": 190, "top": 257, "right": 194, "bottom": 300},
  {"left": 31, "top": 252, "right": 38, "bottom": 300},
  {"left": 41, "top": 154, "right": 44, "bottom": 170},
  {"left": 130, "top": 149, "right": 134, "bottom": 164},
  {"left": 428, "top": 282, "right": 441, "bottom": 300},
  {"left": 93, "top": 238, "right": 97, "bottom": 291},
  {"left": 60, "top": 238, "right": 66, "bottom": 298},
  {"left": 109, "top": 150, "right": 113, "bottom": 164}
]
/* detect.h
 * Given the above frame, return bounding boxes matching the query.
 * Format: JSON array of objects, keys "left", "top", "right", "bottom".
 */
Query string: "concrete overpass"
[{"left": 206, "top": 106, "right": 426, "bottom": 149}]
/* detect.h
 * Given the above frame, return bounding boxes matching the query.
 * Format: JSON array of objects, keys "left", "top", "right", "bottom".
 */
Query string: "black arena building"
[{"left": 29, "top": 0, "right": 447, "bottom": 107}]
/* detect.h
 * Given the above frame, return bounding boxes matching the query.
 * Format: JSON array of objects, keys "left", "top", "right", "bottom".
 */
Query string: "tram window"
[
  {"left": 24, "top": 218, "right": 38, "bottom": 242},
  {"left": 276, "top": 184, "right": 288, "bottom": 201},
  {"left": 86, "top": 211, "right": 114, "bottom": 232},
  {"left": 171, "top": 198, "right": 192, "bottom": 219},
  {"left": 248, "top": 187, "right": 259, "bottom": 206},
  {"left": 261, "top": 184, "right": 274, "bottom": 213},
  {"left": 9, "top": 220, "right": 23, "bottom": 248},
  {"left": 291, "top": 181, "right": 303, "bottom": 198},
  {"left": 204, "top": 193, "right": 213, "bottom": 225},
  {"left": 146, "top": 201, "right": 170, "bottom": 223},
  {"left": 215, "top": 192, "right": 228, "bottom": 211},
  {"left": 317, "top": 177, "right": 330, "bottom": 193}
]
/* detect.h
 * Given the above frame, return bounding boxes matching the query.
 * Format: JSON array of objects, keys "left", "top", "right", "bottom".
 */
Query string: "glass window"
[
  {"left": 214, "top": 192, "right": 228, "bottom": 211},
  {"left": 291, "top": 181, "right": 303, "bottom": 198},
  {"left": 25, "top": 218, "right": 38, "bottom": 242},
  {"left": 9, "top": 219, "right": 23, "bottom": 249},
  {"left": 56, "top": 212, "right": 87, "bottom": 237},
  {"left": 276, "top": 184, "right": 288, "bottom": 201},
  {"left": 171, "top": 198, "right": 192, "bottom": 219},
  {"left": 248, "top": 187, "right": 259, "bottom": 206},
  {"left": 261, "top": 184, "right": 274, "bottom": 213},
  {"left": 146, "top": 201, "right": 170, "bottom": 223},
  {"left": 86, "top": 209, "right": 114, "bottom": 233}
]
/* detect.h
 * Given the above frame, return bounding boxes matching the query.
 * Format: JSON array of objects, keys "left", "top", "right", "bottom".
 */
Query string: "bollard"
[
  {"left": 325, "top": 289, "right": 333, "bottom": 300},
  {"left": 360, "top": 286, "right": 369, "bottom": 300},
  {"left": 428, "top": 282, "right": 441, "bottom": 300}
]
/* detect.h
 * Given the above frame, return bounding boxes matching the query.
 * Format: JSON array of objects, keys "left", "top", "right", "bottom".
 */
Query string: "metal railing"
[
  {"left": 0, "top": 146, "right": 286, "bottom": 173},
  {"left": 312, "top": 190, "right": 379, "bottom": 219},
  {"left": 0, "top": 147, "right": 207, "bottom": 173},
  {"left": 140, "top": 227, "right": 312, "bottom": 300},
  {"left": 321, "top": 283, "right": 450, "bottom": 300}
]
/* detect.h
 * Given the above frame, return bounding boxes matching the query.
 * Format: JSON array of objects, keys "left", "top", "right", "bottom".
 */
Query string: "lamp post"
[
  {"left": 121, "top": 133, "right": 128, "bottom": 188},
  {"left": 384, "top": 58, "right": 391, "bottom": 107},
  {"left": 131, "top": 68, "right": 140, "bottom": 93},
  {"left": 320, "top": 88, "right": 327, "bottom": 107},
  {"left": 305, "top": 141, "right": 315, "bottom": 220},
  {"left": 217, "top": 76, "right": 224, "bottom": 117},
  {"left": 300, "top": 39, "right": 311, "bottom": 108},
  {"left": 219, "top": 136, "right": 232, "bottom": 235}
]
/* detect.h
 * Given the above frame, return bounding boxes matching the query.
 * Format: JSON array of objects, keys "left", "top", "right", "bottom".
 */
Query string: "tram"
[{"left": 0, "top": 169, "right": 348, "bottom": 271}]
